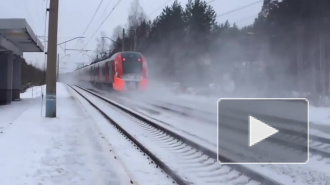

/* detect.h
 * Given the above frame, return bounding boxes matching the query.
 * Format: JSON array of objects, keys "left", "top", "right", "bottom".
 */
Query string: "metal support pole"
[
  {"left": 45, "top": 0, "right": 59, "bottom": 118},
  {"left": 122, "top": 28, "right": 125, "bottom": 51}
]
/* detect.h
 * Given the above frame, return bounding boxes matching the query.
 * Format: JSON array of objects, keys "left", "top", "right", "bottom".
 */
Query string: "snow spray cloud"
[{"left": 138, "top": 0, "right": 330, "bottom": 107}]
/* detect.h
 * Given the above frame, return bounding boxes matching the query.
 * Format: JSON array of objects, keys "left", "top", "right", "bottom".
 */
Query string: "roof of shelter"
[{"left": 0, "top": 19, "right": 44, "bottom": 55}]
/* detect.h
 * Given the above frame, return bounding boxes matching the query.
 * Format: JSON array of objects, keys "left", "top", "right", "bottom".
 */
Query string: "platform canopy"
[{"left": 0, "top": 19, "right": 44, "bottom": 56}]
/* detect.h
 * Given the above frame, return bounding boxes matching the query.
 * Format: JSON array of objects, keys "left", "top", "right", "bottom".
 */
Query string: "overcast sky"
[{"left": 0, "top": 0, "right": 263, "bottom": 72}]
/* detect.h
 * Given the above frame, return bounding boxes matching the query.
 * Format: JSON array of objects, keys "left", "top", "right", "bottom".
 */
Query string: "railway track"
[
  {"left": 87, "top": 87, "right": 330, "bottom": 161},
  {"left": 70, "top": 85, "right": 282, "bottom": 185}
]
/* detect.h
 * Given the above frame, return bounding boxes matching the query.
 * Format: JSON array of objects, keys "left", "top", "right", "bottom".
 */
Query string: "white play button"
[
  {"left": 218, "top": 99, "right": 308, "bottom": 163},
  {"left": 249, "top": 116, "right": 279, "bottom": 147}
]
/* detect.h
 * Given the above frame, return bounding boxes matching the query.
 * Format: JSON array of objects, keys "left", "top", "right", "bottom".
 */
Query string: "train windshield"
[{"left": 122, "top": 52, "right": 143, "bottom": 74}]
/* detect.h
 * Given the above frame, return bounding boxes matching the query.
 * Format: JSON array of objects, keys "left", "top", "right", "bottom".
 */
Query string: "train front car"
[{"left": 113, "top": 51, "right": 147, "bottom": 91}]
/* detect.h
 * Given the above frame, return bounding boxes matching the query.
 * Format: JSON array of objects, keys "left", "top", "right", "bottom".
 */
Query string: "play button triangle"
[{"left": 249, "top": 116, "right": 279, "bottom": 147}]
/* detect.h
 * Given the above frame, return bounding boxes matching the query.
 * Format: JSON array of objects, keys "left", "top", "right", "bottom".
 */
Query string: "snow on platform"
[
  {"left": 0, "top": 83, "right": 131, "bottom": 185},
  {"left": 0, "top": 99, "right": 35, "bottom": 133}
]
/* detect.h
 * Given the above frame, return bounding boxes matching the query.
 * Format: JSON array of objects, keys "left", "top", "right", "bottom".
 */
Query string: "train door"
[
  {"left": 100, "top": 64, "right": 103, "bottom": 83},
  {"left": 104, "top": 62, "right": 109, "bottom": 83},
  {"left": 108, "top": 60, "right": 113, "bottom": 83},
  {"left": 97, "top": 64, "right": 100, "bottom": 82},
  {"left": 94, "top": 65, "right": 97, "bottom": 82},
  {"left": 90, "top": 66, "right": 94, "bottom": 82},
  {"left": 102, "top": 62, "right": 107, "bottom": 83},
  {"left": 85, "top": 68, "right": 88, "bottom": 81},
  {"left": 109, "top": 53, "right": 117, "bottom": 83},
  {"left": 93, "top": 65, "right": 96, "bottom": 82}
]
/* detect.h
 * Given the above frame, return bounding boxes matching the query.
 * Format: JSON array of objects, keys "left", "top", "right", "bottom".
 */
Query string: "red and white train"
[{"left": 75, "top": 51, "right": 148, "bottom": 91}]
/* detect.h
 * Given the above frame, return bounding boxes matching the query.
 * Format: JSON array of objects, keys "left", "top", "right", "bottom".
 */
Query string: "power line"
[
  {"left": 148, "top": 0, "right": 174, "bottom": 17},
  {"left": 206, "top": 0, "right": 217, "bottom": 4},
  {"left": 99, "top": 0, "right": 114, "bottom": 21},
  {"left": 73, "top": 0, "right": 113, "bottom": 61},
  {"left": 217, "top": 0, "right": 263, "bottom": 17},
  {"left": 81, "top": 0, "right": 105, "bottom": 36},
  {"left": 72, "top": 0, "right": 105, "bottom": 50},
  {"left": 82, "top": 0, "right": 122, "bottom": 50}
]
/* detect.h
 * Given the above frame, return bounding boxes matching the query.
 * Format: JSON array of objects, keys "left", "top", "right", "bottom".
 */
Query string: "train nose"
[{"left": 122, "top": 73, "right": 142, "bottom": 80}]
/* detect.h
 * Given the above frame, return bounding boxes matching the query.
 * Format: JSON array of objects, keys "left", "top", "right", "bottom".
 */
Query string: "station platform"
[{"left": 0, "top": 83, "right": 130, "bottom": 185}]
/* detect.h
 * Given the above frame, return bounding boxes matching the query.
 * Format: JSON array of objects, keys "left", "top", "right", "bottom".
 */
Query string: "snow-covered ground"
[
  {"left": 5, "top": 81, "right": 329, "bottom": 184},
  {"left": 0, "top": 83, "right": 134, "bottom": 185}
]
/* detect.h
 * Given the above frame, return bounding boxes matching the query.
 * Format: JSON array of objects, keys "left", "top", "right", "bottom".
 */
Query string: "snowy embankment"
[
  {"left": 20, "top": 85, "right": 45, "bottom": 99},
  {"left": 128, "top": 87, "right": 330, "bottom": 127},
  {"left": 139, "top": 80, "right": 330, "bottom": 126},
  {"left": 173, "top": 95, "right": 330, "bottom": 127},
  {"left": 0, "top": 83, "right": 132, "bottom": 185},
  {"left": 122, "top": 90, "right": 330, "bottom": 142},
  {"left": 309, "top": 106, "right": 330, "bottom": 125}
]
